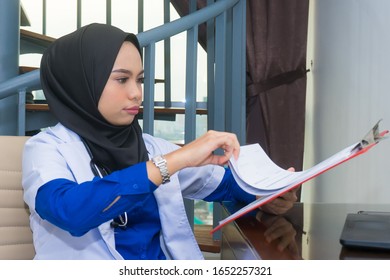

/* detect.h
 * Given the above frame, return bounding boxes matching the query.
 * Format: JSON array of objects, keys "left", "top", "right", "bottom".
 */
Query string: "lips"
[{"left": 124, "top": 106, "right": 139, "bottom": 115}]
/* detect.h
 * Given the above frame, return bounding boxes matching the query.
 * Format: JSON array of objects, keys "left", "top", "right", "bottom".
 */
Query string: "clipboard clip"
[{"left": 351, "top": 119, "right": 388, "bottom": 153}]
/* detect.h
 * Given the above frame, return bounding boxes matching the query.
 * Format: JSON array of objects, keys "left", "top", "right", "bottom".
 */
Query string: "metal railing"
[{"left": 1, "top": 0, "right": 246, "bottom": 140}]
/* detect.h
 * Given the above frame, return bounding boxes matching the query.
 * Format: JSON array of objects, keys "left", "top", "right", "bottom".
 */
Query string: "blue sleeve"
[
  {"left": 35, "top": 162, "right": 157, "bottom": 236},
  {"left": 203, "top": 167, "right": 256, "bottom": 204}
]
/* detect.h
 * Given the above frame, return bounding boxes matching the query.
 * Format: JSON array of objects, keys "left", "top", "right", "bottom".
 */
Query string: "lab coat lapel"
[
  {"left": 56, "top": 138, "right": 123, "bottom": 260},
  {"left": 154, "top": 181, "right": 204, "bottom": 259},
  {"left": 144, "top": 138, "right": 203, "bottom": 259},
  {"left": 57, "top": 141, "right": 93, "bottom": 182}
]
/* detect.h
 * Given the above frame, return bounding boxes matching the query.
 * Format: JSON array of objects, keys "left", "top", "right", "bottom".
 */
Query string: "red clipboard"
[{"left": 211, "top": 121, "right": 388, "bottom": 234}]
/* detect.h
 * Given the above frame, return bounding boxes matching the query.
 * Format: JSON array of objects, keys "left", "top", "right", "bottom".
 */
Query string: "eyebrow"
[{"left": 111, "top": 69, "right": 144, "bottom": 76}]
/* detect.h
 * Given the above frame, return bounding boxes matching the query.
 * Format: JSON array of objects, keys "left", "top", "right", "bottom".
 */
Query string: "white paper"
[{"left": 228, "top": 143, "right": 356, "bottom": 196}]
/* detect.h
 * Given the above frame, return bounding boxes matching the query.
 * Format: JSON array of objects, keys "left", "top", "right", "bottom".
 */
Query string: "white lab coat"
[{"left": 22, "top": 123, "right": 225, "bottom": 260}]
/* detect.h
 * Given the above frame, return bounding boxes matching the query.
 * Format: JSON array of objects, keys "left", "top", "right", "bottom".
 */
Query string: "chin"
[
  {"left": 123, "top": 119, "right": 135, "bottom": 126},
  {"left": 111, "top": 119, "right": 134, "bottom": 126}
]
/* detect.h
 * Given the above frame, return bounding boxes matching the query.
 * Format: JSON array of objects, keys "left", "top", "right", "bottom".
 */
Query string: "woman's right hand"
[
  {"left": 176, "top": 130, "right": 240, "bottom": 168},
  {"left": 148, "top": 130, "right": 240, "bottom": 185}
]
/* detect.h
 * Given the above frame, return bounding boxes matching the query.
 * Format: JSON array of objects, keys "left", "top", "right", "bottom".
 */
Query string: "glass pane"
[
  {"left": 81, "top": 0, "right": 106, "bottom": 26},
  {"left": 138, "top": 114, "right": 207, "bottom": 144},
  {"left": 195, "top": 200, "right": 213, "bottom": 225},
  {"left": 111, "top": 0, "right": 138, "bottom": 34},
  {"left": 197, "top": 48, "right": 208, "bottom": 103},
  {"left": 46, "top": 0, "right": 77, "bottom": 37},
  {"left": 144, "top": 0, "right": 164, "bottom": 30},
  {"left": 20, "top": 54, "right": 42, "bottom": 68},
  {"left": 20, "top": 0, "right": 43, "bottom": 33}
]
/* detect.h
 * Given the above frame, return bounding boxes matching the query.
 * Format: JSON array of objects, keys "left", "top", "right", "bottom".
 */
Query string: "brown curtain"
[
  {"left": 171, "top": 0, "right": 309, "bottom": 178},
  {"left": 246, "top": 0, "right": 309, "bottom": 179}
]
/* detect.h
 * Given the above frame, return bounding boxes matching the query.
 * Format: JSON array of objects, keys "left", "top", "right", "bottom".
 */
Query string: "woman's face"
[{"left": 98, "top": 41, "right": 144, "bottom": 126}]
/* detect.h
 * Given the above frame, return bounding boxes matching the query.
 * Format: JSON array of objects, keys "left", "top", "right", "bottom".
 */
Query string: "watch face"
[
  {"left": 153, "top": 155, "right": 165, "bottom": 165},
  {"left": 155, "top": 155, "right": 163, "bottom": 162}
]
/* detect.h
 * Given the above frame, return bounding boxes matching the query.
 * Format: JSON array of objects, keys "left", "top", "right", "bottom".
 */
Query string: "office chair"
[{"left": 0, "top": 136, "right": 35, "bottom": 259}]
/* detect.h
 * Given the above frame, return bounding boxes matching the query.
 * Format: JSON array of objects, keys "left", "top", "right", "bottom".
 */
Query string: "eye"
[
  {"left": 137, "top": 77, "right": 144, "bottom": 84},
  {"left": 117, "top": 77, "right": 128, "bottom": 84}
]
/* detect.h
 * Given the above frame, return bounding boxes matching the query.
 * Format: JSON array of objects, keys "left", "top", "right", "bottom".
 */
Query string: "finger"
[
  {"left": 288, "top": 243, "right": 301, "bottom": 259},
  {"left": 280, "top": 190, "right": 298, "bottom": 202},
  {"left": 264, "top": 228, "right": 279, "bottom": 242},
  {"left": 221, "top": 139, "right": 240, "bottom": 161},
  {"left": 264, "top": 220, "right": 289, "bottom": 242},
  {"left": 206, "top": 153, "right": 226, "bottom": 166},
  {"left": 276, "top": 236, "right": 294, "bottom": 252},
  {"left": 209, "top": 152, "right": 233, "bottom": 166},
  {"left": 272, "top": 197, "right": 294, "bottom": 209}
]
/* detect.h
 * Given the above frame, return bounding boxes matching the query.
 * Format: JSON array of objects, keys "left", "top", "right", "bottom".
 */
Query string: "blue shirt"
[{"left": 35, "top": 164, "right": 255, "bottom": 259}]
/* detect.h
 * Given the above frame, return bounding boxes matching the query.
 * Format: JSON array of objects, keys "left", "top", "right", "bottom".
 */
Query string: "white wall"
[{"left": 303, "top": 0, "right": 390, "bottom": 203}]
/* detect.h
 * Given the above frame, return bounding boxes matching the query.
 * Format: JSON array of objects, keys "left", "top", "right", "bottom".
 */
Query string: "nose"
[{"left": 127, "top": 81, "right": 142, "bottom": 102}]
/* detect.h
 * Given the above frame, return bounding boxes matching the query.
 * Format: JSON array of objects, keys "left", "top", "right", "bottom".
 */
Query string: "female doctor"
[{"left": 22, "top": 23, "right": 297, "bottom": 260}]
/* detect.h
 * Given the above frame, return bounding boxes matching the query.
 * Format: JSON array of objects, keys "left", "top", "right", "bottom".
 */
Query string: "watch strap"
[{"left": 152, "top": 155, "right": 170, "bottom": 184}]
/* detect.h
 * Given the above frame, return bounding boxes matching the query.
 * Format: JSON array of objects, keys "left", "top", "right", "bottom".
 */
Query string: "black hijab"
[{"left": 40, "top": 23, "right": 149, "bottom": 173}]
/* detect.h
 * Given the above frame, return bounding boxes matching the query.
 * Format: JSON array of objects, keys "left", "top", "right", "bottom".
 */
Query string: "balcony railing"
[{"left": 1, "top": 0, "right": 246, "bottom": 140}]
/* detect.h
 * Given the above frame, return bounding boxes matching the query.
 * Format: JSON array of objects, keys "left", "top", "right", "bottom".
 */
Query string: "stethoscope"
[{"left": 82, "top": 139, "right": 128, "bottom": 229}]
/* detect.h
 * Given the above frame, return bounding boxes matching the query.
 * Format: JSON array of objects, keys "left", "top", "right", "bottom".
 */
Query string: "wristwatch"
[{"left": 152, "top": 155, "right": 170, "bottom": 184}]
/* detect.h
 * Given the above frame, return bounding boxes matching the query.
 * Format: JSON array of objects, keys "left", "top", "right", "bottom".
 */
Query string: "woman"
[{"left": 22, "top": 23, "right": 296, "bottom": 260}]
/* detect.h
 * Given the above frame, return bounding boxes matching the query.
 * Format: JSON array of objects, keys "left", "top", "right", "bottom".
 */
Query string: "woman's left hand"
[
  {"left": 257, "top": 213, "right": 301, "bottom": 259},
  {"left": 258, "top": 167, "right": 298, "bottom": 215}
]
